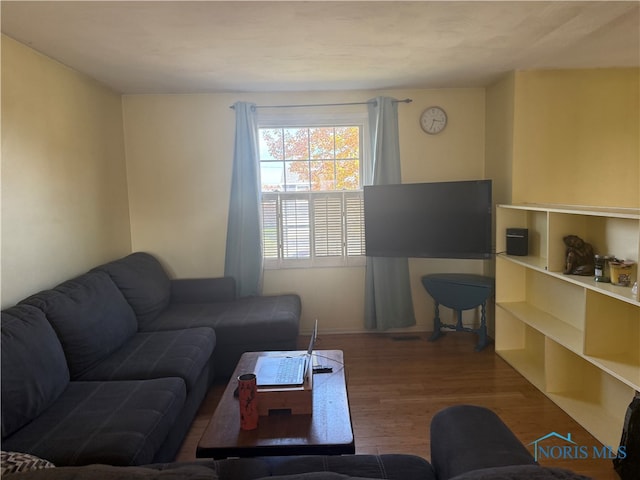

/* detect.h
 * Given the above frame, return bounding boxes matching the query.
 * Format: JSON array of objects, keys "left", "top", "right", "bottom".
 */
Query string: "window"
[{"left": 258, "top": 117, "right": 367, "bottom": 268}]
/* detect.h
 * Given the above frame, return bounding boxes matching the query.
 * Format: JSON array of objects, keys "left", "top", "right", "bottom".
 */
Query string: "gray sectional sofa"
[{"left": 1, "top": 252, "right": 301, "bottom": 467}]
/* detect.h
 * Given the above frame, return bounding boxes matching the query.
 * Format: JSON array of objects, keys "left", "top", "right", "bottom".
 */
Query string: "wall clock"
[{"left": 420, "top": 106, "right": 447, "bottom": 134}]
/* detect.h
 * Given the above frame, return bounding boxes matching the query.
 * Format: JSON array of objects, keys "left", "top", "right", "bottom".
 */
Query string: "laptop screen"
[{"left": 307, "top": 318, "right": 318, "bottom": 355}]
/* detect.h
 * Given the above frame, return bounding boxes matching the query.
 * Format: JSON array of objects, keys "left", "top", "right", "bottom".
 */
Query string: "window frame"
[{"left": 257, "top": 110, "right": 369, "bottom": 269}]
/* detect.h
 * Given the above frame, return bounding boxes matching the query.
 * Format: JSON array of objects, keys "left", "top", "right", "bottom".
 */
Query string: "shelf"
[
  {"left": 583, "top": 291, "right": 640, "bottom": 389},
  {"left": 545, "top": 271, "right": 639, "bottom": 306},
  {"left": 498, "top": 301, "right": 583, "bottom": 354},
  {"left": 499, "top": 254, "right": 548, "bottom": 271},
  {"left": 544, "top": 339, "right": 634, "bottom": 450},
  {"left": 496, "top": 348, "right": 545, "bottom": 391},
  {"left": 496, "top": 203, "right": 640, "bottom": 450},
  {"left": 546, "top": 392, "right": 626, "bottom": 450},
  {"left": 499, "top": 253, "right": 639, "bottom": 307},
  {"left": 499, "top": 203, "right": 640, "bottom": 220},
  {"left": 495, "top": 310, "right": 546, "bottom": 390},
  {"left": 585, "top": 354, "right": 640, "bottom": 390}
]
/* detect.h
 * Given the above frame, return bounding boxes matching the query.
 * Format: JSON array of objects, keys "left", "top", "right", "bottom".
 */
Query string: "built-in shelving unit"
[{"left": 495, "top": 204, "right": 639, "bottom": 450}]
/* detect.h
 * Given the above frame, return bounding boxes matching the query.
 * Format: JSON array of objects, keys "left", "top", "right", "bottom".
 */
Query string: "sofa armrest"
[
  {"left": 430, "top": 405, "right": 537, "bottom": 480},
  {"left": 170, "top": 277, "right": 236, "bottom": 303}
]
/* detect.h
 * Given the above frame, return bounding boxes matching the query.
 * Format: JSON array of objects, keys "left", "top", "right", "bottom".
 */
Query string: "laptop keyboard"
[{"left": 274, "top": 356, "right": 305, "bottom": 384}]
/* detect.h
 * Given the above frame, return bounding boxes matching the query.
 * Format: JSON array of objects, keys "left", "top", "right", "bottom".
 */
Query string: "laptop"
[{"left": 254, "top": 319, "right": 318, "bottom": 388}]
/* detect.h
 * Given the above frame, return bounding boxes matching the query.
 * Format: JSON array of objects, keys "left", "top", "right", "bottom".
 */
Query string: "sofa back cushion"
[
  {"left": 93, "top": 252, "right": 171, "bottom": 326},
  {"left": 1, "top": 305, "right": 70, "bottom": 439},
  {"left": 22, "top": 271, "right": 137, "bottom": 378}
]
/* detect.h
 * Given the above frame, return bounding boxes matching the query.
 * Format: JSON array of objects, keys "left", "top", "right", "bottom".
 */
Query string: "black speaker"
[{"left": 506, "top": 228, "right": 528, "bottom": 256}]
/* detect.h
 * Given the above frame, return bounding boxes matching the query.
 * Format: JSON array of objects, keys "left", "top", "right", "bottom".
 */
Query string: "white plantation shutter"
[
  {"left": 313, "top": 194, "right": 344, "bottom": 257},
  {"left": 261, "top": 191, "right": 365, "bottom": 268},
  {"left": 261, "top": 194, "right": 279, "bottom": 259},
  {"left": 281, "top": 195, "right": 310, "bottom": 259},
  {"left": 345, "top": 192, "right": 365, "bottom": 257}
]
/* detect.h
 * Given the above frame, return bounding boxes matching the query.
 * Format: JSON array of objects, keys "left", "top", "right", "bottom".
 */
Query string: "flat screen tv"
[{"left": 363, "top": 180, "right": 492, "bottom": 259}]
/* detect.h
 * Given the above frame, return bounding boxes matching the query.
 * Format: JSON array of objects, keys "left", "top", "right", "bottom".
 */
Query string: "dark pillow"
[
  {"left": 1, "top": 305, "right": 70, "bottom": 438},
  {"left": 21, "top": 271, "right": 137, "bottom": 377},
  {"left": 93, "top": 252, "right": 171, "bottom": 326}
]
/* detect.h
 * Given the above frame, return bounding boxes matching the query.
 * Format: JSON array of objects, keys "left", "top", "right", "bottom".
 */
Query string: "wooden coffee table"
[{"left": 196, "top": 349, "right": 354, "bottom": 459}]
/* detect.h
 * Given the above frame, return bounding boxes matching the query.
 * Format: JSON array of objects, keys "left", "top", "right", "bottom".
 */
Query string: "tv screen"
[{"left": 363, "top": 180, "right": 492, "bottom": 259}]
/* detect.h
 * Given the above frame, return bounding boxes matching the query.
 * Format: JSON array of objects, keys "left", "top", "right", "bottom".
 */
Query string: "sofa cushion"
[
  {"left": 1, "top": 378, "right": 186, "bottom": 467},
  {"left": 11, "top": 464, "right": 217, "bottom": 480},
  {"left": 140, "top": 295, "right": 300, "bottom": 337},
  {"left": 139, "top": 302, "right": 226, "bottom": 331},
  {"left": 430, "top": 405, "right": 537, "bottom": 480},
  {"left": 144, "top": 295, "right": 301, "bottom": 376},
  {"left": 264, "top": 455, "right": 436, "bottom": 480},
  {"left": 21, "top": 271, "right": 138, "bottom": 378},
  {"left": 77, "top": 327, "right": 216, "bottom": 391},
  {"left": 448, "top": 465, "right": 592, "bottom": 480},
  {"left": 1, "top": 305, "right": 70, "bottom": 439},
  {"left": 93, "top": 252, "right": 171, "bottom": 325},
  {"left": 204, "top": 295, "right": 301, "bottom": 341}
]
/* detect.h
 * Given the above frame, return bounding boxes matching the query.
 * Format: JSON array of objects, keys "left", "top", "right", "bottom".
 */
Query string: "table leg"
[
  {"left": 455, "top": 310, "right": 463, "bottom": 330},
  {"left": 475, "top": 301, "right": 489, "bottom": 351},
  {"left": 429, "top": 302, "right": 445, "bottom": 342}
]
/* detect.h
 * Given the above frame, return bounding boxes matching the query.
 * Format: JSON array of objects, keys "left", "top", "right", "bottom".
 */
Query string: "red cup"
[{"left": 238, "top": 373, "right": 259, "bottom": 430}]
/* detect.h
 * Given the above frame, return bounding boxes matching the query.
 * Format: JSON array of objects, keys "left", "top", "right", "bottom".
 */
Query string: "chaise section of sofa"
[{"left": 94, "top": 252, "right": 302, "bottom": 377}]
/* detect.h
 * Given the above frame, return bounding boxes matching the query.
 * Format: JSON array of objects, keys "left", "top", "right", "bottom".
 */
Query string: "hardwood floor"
[{"left": 177, "top": 332, "right": 621, "bottom": 479}]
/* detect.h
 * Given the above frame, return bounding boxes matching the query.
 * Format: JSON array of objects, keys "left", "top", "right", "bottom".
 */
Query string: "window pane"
[
  {"left": 259, "top": 129, "right": 283, "bottom": 160},
  {"left": 261, "top": 162, "right": 285, "bottom": 191},
  {"left": 310, "top": 160, "right": 336, "bottom": 191},
  {"left": 284, "top": 128, "right": 309, "bottom": 160},
  {"left": 335, "top": 126, "right": 359, "bottom": 159},
  {"left": 285, "top": 160, "right": 310, "bottom": 190},
  {"left": 310, "top": 127, "right": 334, "bottom": 160},
  {"left": 336, "top": 159, "right": 360, "bottom": 190}
]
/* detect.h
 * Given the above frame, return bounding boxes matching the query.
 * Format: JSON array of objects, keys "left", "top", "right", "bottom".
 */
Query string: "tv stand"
[{"left": 421, "top": 273, "right": 495, "bottom": 351}]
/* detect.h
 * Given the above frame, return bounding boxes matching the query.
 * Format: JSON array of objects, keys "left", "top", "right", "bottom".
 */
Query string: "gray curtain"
[
  {"left": 364, "top": 97, "right": 416, "bottom": 330},
  {"left": 224, "top": 102, "right": 263, "bottom": 297}
]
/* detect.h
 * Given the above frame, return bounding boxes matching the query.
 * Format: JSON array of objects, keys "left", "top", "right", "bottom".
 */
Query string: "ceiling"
[{"left": 2, "top": 1, "right": 639, "bottom": 94}]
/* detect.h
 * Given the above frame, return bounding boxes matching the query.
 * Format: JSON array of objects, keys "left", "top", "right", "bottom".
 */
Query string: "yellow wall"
[
  {"left": 7, "top": 35, "right": 636, "bottom": 334},
  {"left": 1, "top": 36, "right": 132, "bottom": 307},
  {"left": 485, "top": 73, "right": 515, "bottom": 208},
  {"left": 122, "top": 89, "right": 488, "bottom": 333},
  {"left": 512, "top": 68, "right": 639, "bottom": 208}
]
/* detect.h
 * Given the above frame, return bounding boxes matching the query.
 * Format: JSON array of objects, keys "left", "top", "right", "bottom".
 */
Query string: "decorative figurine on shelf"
[{"left": 563, "top": 235, "right": 595, "bottom": 276}]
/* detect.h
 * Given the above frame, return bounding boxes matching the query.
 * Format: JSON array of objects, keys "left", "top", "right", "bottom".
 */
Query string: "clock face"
[{"left": 420, "top": 106, "right": 447, "bottom": 134}]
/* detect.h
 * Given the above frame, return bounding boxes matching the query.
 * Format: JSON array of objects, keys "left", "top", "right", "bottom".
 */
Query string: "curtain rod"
[{"left": 230, "top": 98, "right": 412, "bottom": 110}]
